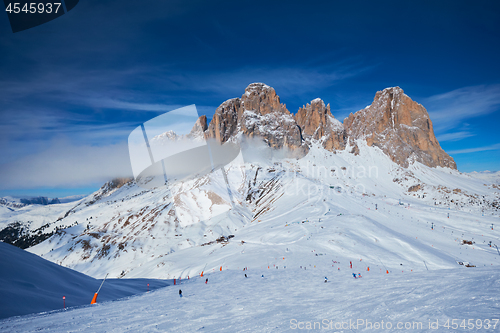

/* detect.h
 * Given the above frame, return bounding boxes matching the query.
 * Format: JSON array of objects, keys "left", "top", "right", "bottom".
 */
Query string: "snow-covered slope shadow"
[{"left": 0, "top": 242, "right": 171, "bottom": 319}]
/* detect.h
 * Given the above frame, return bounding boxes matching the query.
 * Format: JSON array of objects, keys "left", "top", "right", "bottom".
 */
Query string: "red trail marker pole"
[{"left": 63, "top": 296, "right": 65, "bottom": 309}]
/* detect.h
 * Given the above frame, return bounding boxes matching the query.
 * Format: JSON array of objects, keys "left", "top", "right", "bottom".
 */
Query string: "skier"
[
  {"left": 324, "top": 277, "right": 328, "bottom": 283},
  {"left": 245, "top": 274, "right": 248, "bottom": 278},
  {"left": 352, "top": 273, "right": 357, "bottom": 279},
  {"left": 358, "top": 273, "right": 362, "bottom": 278},
  {"left": 205, "top": 278, "right": 208, "bottom": 284},
  {"left": 179, "top": 289, "right": 182, "bottom": 297}
]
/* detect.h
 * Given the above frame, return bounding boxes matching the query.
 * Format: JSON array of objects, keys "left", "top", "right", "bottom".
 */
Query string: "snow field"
[{"left": 1, "top": 266, "right": 499, "bottom": 332}]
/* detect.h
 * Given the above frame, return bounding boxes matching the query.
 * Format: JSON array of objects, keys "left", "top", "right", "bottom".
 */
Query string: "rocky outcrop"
[
  {"left": 206, "top": 98, "right": 241, "bottom": 143},
  {"left": 188, "top": 115, "right": 208, "bottom": 140},
  {"left": 344, "top": 87, "right": 456, "bottom": 169},
  {"left": 408, "top": 184, "right": 422, "bottom": 192},
  {"left": 295, "top": 98, "right": 347, "bottom": 151},
  {"left": 204, "top": 83, "right": 455, "bottom": 170},
  {"left": 206, "top": 83, "right": 307, "bottom": 155}
]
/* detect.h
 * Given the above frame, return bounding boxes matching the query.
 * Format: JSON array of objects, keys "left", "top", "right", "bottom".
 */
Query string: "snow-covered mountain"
[
  {"left": 0, "top": 196, "right": 61, "bottom": 209},
  {"left": 1, "top": 83, "right": 499, "bottom": 328},
  {"left": 20, "top": 140, "right": 498, "bottom": 280},
  {"left": 1, "top": 83, "right": 499, "bottom": 283},
  {"left": 469, "top": 170, "right": 500, "bottom": 184}
]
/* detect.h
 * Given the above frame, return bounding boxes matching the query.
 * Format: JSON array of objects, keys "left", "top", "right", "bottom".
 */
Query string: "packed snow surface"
[
  {"left": 0, "top": 242, "right": 170, "bottom": 319},
  {"left": 1, "top": 267, "right": 499, "bottom": 332}
]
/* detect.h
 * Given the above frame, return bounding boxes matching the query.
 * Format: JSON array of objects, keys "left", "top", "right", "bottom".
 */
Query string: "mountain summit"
[
  {"left": 206, "top": 83, "right": 307, "bottom": 155},
  {"left": 344, "top": 87, "right": 456, "bottom": 169},
  {"left": 295, "top": 98, "right": 347, "bottom": 151},
  {"left": 205, "top": 84, "right": 456, "bottom": 169}
]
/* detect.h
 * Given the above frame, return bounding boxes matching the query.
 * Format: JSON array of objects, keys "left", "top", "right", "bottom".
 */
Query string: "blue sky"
[{"left": 0, "top": 0, "right": 499, "bottom": 197}]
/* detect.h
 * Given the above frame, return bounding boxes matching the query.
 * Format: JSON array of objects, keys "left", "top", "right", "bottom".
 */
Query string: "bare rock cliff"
[
  {"left": 207, "top": 83, "right": 307, "bottom": 154},
  {"left": 204, "top": 84, "right": 456, "bottom": 170},
  {"left": 295, "top": 98, "right": 347, "bottom": 151},
  {"left": 344, "top": 87, "right": 456, "bottom": 169}
]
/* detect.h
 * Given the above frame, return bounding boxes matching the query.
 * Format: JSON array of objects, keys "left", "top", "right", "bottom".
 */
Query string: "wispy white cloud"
[
  {"left": 425, "top": 84, "right": 500, "bottom": 133},
  {"left": 86, "top": 98, "right": 185, "bottom": 112},
  {"left": 157, "top": 64, "right": 374, "bottom": 98},
  {"left": 0, "top": 106, "right": 137, "bottom": 166},
  {"left": 448, "top": 143, "right": 500, "bottom": 155},
  {"left": 84, "top": 98, "right": 216, "bottom": 117},
  {"left": 0, "top": 58, "right": 373, "bottom": 191},
  {"left": 0, "top": 141, "right": 132, "bottom": 190},
  {"left": 436, "top": 131, "right": 475, "bottom": 142}
]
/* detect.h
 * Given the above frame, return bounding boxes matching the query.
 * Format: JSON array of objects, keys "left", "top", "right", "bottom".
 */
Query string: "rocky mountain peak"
[
  {"left": 241, "top": 82, "right": 288, "bottom": 117},
  {"left": 204, "top": 83, "right": 455, "bottom": 170},
  {"left": 244, "top": 82, "right": 274, "bottom": 95},
  {"left": 296, "top": 98, "right": 331, "bottom": 138},
  {"left": 295, "top": 98, "right": 346, "bottom": 151},
  {"left": 344, "top": 87, "right": 457, "bottom": 169},
  {"left": 188, "top": 115, "right": 208, "bottom": 140},
  {"left": 207, "top": 83, "right": 306, "bottom": 154}
]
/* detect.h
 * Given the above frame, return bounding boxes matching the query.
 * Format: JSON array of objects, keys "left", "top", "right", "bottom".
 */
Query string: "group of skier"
[{"left": 179, "top": 263, "right": 364, "bottom": 298}]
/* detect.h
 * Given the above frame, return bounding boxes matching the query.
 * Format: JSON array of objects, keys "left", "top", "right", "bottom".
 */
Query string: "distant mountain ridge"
[
  {"left": 0, "top": 196, "right": 60, "bottom": 209},
  {"left": 202, "top": 83, "right": 456, "bottom": 169}
]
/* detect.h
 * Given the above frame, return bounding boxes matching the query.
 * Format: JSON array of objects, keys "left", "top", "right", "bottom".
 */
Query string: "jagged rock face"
[
  {"left": 205, "top": 83, "right": 455, "bottom": 170},
  {"left": 206, "top": 98, "right": 241, "bottom": 142},
  {"left": 192, "top": 115, "right": 208, "bottom": 133},
  {"left": 344, "top": 87, "right": 456, "bottom": 169},
  {"left": 295, "top": 98, "right": 347, "bottom": 151},
  {"left": 207, "top": 83, "right": 307, "bottom": 155},
  {"left": 240, "top": 83, "right": 305, "bottom": 152},
  {"left": 189, "top": 115, "right": 208, "bottom": 140}
]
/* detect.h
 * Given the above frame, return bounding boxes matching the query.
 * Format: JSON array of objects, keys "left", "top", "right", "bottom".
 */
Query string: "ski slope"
[
  {"left": 20, "top": 142, "right": 498, "bottom": 280},
  {"left": 0, "top": 242, "right": 170, "bottom": 319},
  {"left": 1, "top": 266, "right": 499, "bottom": 332},
  {"left": 0, "top": 142, "right": 499, "bottom": 329}
]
